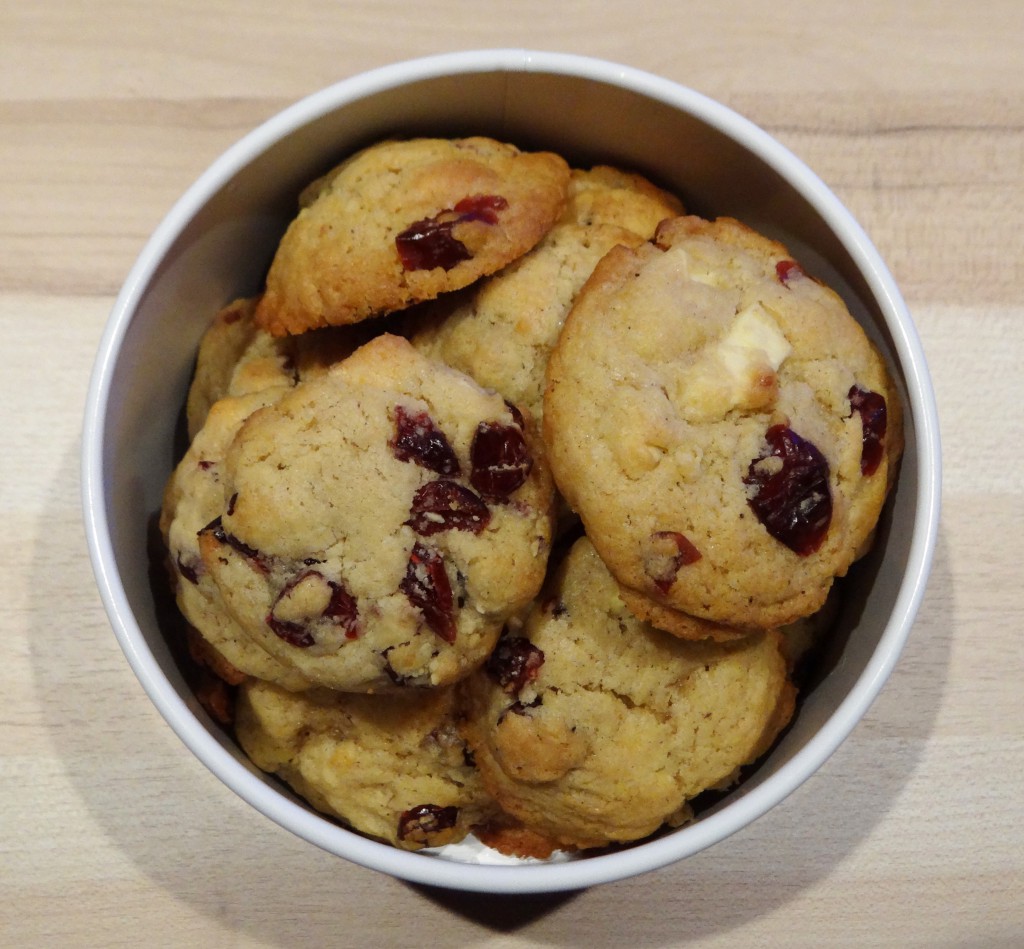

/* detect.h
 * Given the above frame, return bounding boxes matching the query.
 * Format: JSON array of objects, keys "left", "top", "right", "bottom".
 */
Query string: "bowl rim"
[{"left": 81, "top": 48, "right": 941, "bottom": 894}]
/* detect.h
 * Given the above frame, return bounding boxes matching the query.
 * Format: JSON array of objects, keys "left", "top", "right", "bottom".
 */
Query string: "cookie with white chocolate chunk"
[{"left": 543, "top": 215, "right": 902, "bottom": 632}]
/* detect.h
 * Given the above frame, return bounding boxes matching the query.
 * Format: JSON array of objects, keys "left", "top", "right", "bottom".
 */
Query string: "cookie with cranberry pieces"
[
  {"left": 459, "top": 537, "right": 794, "bottom": 850},
  {"left": 543, "top": 214, "right": 903, "bottom": 631},
  {"left": 198, "top": 333, "right": 555, "bottom": 692},
  {"left": 253, "top": 137, "right": 570, "bottom": 336},
  {"left": 235, "top": 679, "right": 496, "bottom": 850}
]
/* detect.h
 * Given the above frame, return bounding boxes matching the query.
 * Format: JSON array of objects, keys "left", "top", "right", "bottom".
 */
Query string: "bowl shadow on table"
[{"left": 46, "top": 445, "right": 950, "bottom": 945}]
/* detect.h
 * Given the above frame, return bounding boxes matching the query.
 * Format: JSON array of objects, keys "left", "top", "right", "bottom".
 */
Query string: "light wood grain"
[{"left": 3, "top": 2, "right": 1022, "bottom": 946}]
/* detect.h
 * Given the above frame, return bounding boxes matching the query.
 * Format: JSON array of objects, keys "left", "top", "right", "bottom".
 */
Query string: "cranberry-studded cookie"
[
  {"left": 543, "top": 215, "right": 903, "bottom": 631},
  {"left": 409, "top": 165, "right": 683, "bottom": 426},
  {"left": 254, "top": 137, "right": 570, "bottom": 336},
  {"left": 235, "top": 679, "right": 496, "bottom": 850},
  {"left": 198, "top": 334, "right": 555, "bottom": 692},
  {"left": 161, "top": 389, "right": 316, "bottom": 691},
  {"left": 459, "top": 538, "right": 794, "bottom": 850}
]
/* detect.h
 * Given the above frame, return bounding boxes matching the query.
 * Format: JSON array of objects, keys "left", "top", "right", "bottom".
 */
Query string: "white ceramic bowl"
[{"left": 82, "top": 49, "right": 941, "bottom": 893}]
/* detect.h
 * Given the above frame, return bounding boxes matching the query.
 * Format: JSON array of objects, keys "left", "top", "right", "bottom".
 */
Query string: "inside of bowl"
[{"left": 95, "top": 60, "right": 925, "bottom": 881}]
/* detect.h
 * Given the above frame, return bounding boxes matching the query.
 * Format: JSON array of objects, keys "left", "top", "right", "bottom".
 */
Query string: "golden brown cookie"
[
  {"left": 254, "top": 137, "right": 570, "bottom": 335},
  {"left": 235, "top": 679, "right": 496, "bottom": 850},
  {"left": 543, "top": 214, "right": 903, "bottom": 631},
  {"left": 459, "top": 538, "right": 794, "bottom": 850},
  {"left": 197, "top": 334, "right": 555, "bottom": 692}
]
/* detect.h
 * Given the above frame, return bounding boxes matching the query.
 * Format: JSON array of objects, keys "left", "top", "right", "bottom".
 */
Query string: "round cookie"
[
  {"left": 254, "top": 137, "right": 571, "bottom": 336},
  {"left": 410, "top": 165, "right": 683, "bottom": 426},
  {"left": 543, "top": 214, "right": 903, "bottom": 631},
  {"left": 459, "top": 537, "right": 795, "bottom": 850},
  {"left": 161, "top": 388, "right": 317, "bottom": 692},
  {"left": 199, "top": 333, "right": 555, "bottom": 692},
  {"left": 235, "top": 679, "right": 496, "bottom": 850}
]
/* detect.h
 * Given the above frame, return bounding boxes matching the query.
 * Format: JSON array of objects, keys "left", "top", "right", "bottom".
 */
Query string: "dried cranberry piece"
[
  {"left": 453, "top": 194, "right": 508, "bottom": 223},
  {"left": 406, "top": 480, "right": 491, "bottom": 535},
  {"left": 395, "top": 194, "right": 508, "bottom": 272},
  {"left": 396, "top": 217, "right": 471, "bottom": 271},
  {"left": 645, "top": 530, "right": 702, "bottom": 593},
  {"left": 744, "top": 425, "right": 832, "bottom": 556},
  {"left": 848, "top": 385, "right": 888, "bottom": 476},
  {"left": 324, "top": 579, "right": 360, "bottom": 640},
  {"left": 391, "top": 406, "right": 460, "bottom": 475},
  {"left": 486, "top": 637, "right": 545, "bottom": 695},
  {"left": 200, "top": 517, "right": 269, "bottom": 574},
  {"left": 469, "top": 421, "right": 532, "bottom": 500},
  {"left": 267, "top": 570, "right": 360, "bottom": 647},
  {"left": 776, "top": 259, "right": 805, "bottom": 285},
  {"left": 265, "top": 614, "right": 315, "bottom": 648},
  {"left": 397, "top": 804, "right": 459, "bottom": 843},
  {"left": 400, "top": 542, "right": 457, "bottom": 643}
]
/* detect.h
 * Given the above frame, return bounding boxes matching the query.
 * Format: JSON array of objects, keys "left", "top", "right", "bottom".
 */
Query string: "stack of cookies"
[{"left": 159, "top": 135, "right": 902, "bottom": 856}]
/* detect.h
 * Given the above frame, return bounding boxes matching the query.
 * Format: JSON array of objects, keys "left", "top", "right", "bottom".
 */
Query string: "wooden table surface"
[{"left": 3, "top": 1, "right": 1021, "bottom": 946}]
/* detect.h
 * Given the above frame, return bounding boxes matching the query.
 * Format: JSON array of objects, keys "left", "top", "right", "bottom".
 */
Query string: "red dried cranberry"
[
  {"left": 265, "top": 614, "right": 315, "bottom": 648},
  {"left": 646, "top": 530, "right": 702, "bottom": 593},
  {"left": 391, "top": 406, "right": 460, "bottom": 475},
  {"left": 486, "top": 636, "right": 544, "bottom": 695},
  {"left": 848, "top": 385, "right": 888, "bottom": 476},
  {"left": 744, "top": 425, "right": 832, "bottom": 556},
  {"left": 453, "top": 194, "right": 508, "bottom": 223},
  {"left": 469, "top": 421, "right": 532, "bottom": 500},
  {"left": 406, "top": 480, "right": 491, "bottom": 536},
  {"left": 395, "top": 194, "right": 508, "bottom": 272},
  {"left": 400, "top": 543, "right": 457, "bottom": 643},
  {"left": 776, "top": 259, "right": 805, "bottom": 285},
  {"left": 397, "top": 804, "right": 459, "bottom": 842},
  {"left": 267, "top": 571, "right": 359, "bottom": 647},
  {"left": 324, "top": 579, "right": 360, "bottom": 640}
]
